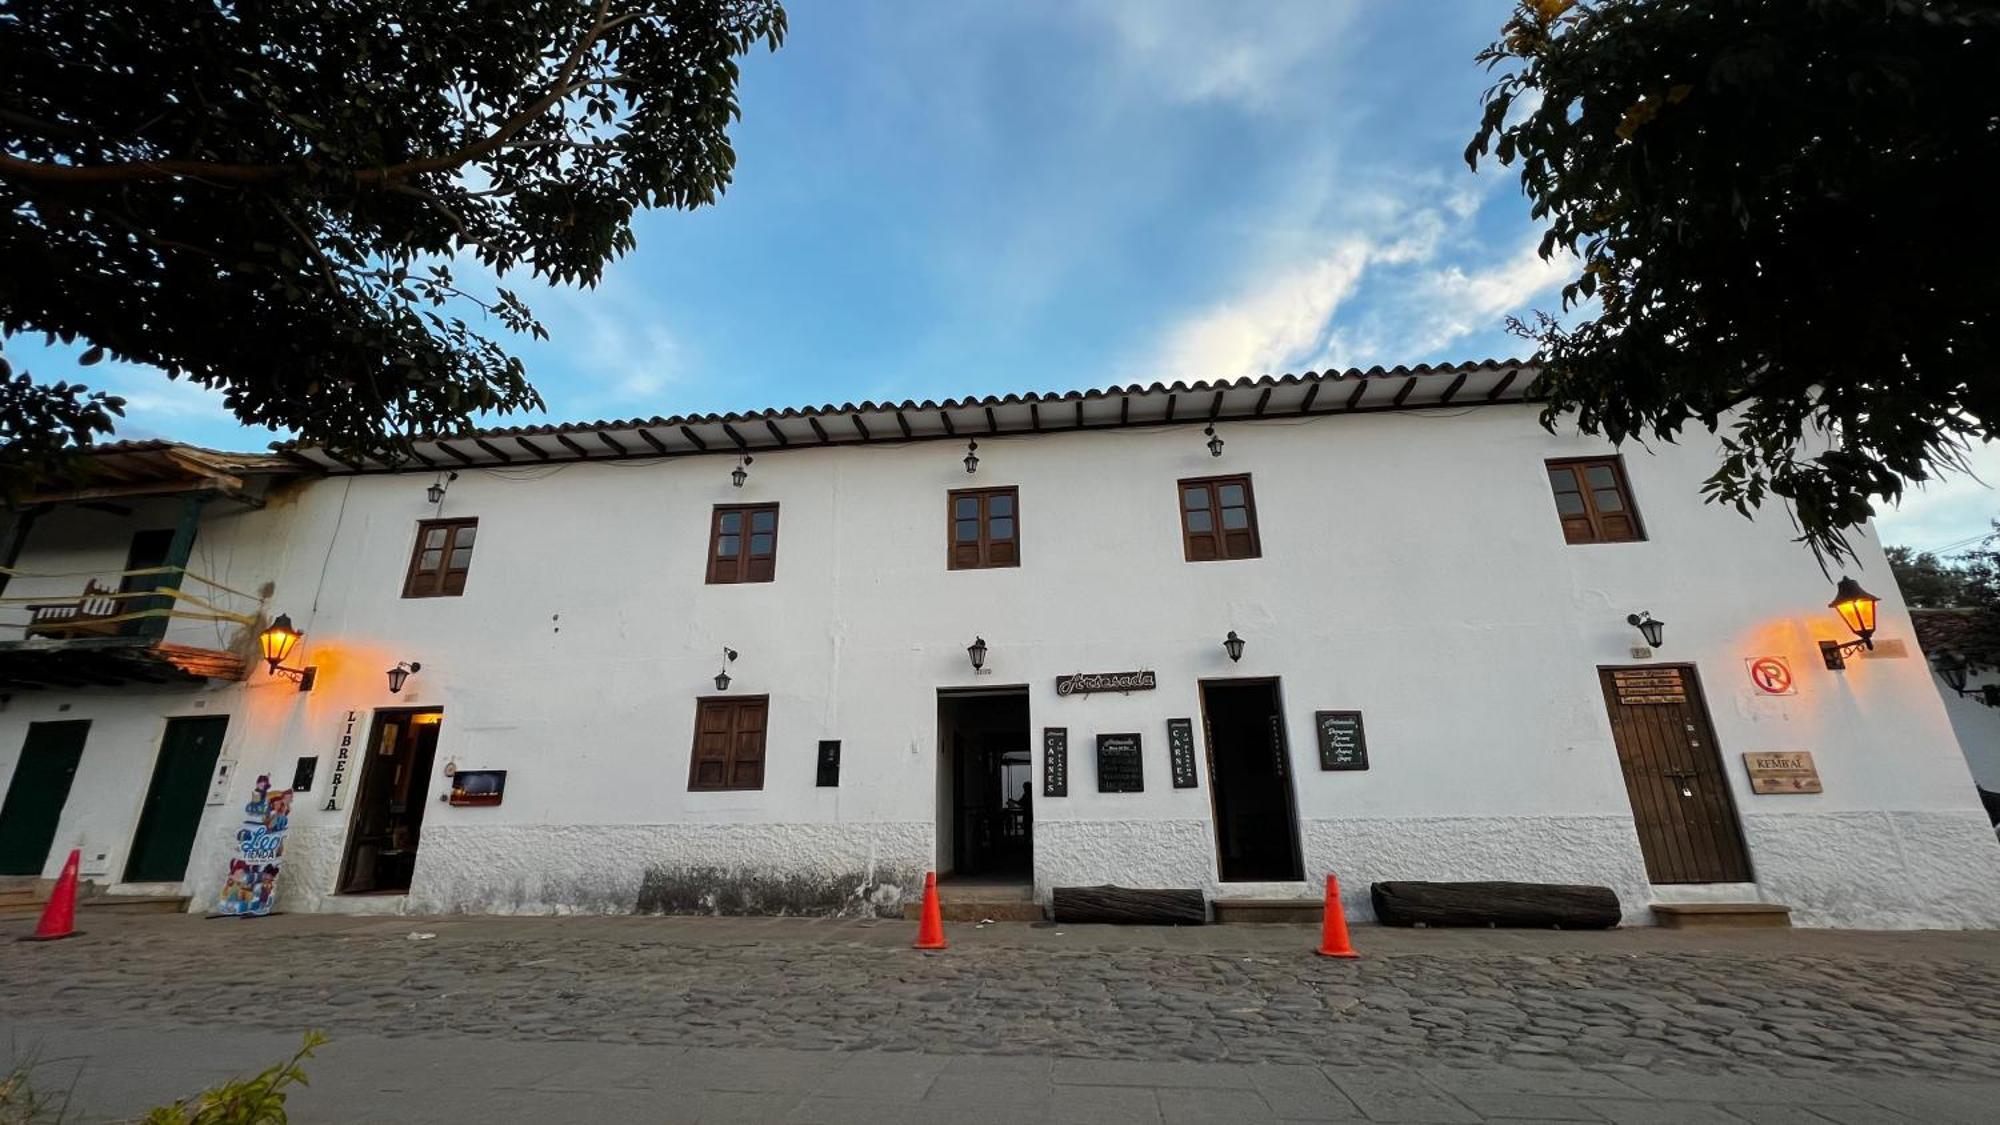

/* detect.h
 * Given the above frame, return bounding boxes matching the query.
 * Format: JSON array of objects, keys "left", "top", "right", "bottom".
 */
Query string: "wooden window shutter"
[
  {"left": 1181, "top": 483, "right": 1220, "bottom": 561},
  {"left": 403, "top": 518, "right": 478, "bottom": 598},
  {"left": 947, "top": 488, "right": 1020, "bottom": 570},
  {"left": 729, "top": 700, "right": 767, "bottom": 789},
  {"left": 1546, "top": 459, "right": 1644, "bottom": 544},
  {"left": 688, "top": 697, "right": 769, "bottom": 791},
  {"left": 1178, "top": 476, "right": 1259, "bottom": 562},
  {"left": 708, "top": 505, "right": 778, "bottom": 584}
]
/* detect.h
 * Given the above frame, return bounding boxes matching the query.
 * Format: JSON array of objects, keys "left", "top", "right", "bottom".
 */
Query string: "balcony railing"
[{"left": 0, "top": 564, "right": 266, "bottom": 687}]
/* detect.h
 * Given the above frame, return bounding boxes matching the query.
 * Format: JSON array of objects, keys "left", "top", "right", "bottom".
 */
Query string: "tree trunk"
[
  {"left": 1370, "top": 881, "right": 1621, "bottom": 929},
  {"left": 1051, "top": 885, "right": 1206, "bottom": 925}
]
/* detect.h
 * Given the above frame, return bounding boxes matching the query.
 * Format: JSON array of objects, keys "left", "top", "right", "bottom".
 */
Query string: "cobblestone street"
[{"left": 6, "top": 913, "right": 2000, "bottom": 1121}]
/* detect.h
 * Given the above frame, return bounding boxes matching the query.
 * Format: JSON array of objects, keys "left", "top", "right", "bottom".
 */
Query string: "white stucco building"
[{"left": 4, "top": 361, "right": 1998, "bottom": 928}]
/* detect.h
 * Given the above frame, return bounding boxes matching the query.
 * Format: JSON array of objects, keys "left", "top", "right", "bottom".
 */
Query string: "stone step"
[
  {"left": 78, "top": 894, "right": 191, "bottom": 916},
  {"left": 936, "top": 882, "right": 1034, "bottom": 903},
  {"left": 1651, "top": 902, "right": 1791, "bottom": 928},
  {"left": 902, "top": 900, "right": 1046, "bottom": 923},
  {"left": 1213, "top": 898, "right": 1319, "bottom": 924}
]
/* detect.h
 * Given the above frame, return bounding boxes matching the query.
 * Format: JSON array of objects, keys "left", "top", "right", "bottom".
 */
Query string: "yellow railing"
[{"left": 0, "top": 565, "right": 265, "bottom": 635}]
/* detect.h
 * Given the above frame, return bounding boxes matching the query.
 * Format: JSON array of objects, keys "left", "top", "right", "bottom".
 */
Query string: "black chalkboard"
[
  {"left": 1166, "top": 718, "right": 1198, "bottom": 788},
  {"left": 816, "top": 740, "right": 841, "bottom": 787},
  {"left": 1316, "top": 711, "right": 1367, "bottom": 771},
  {"left": 1043, "top": 727, "right": 1069, "bottom": 797},
  {"left": 1097, "top": 733, "right": 1144, "bottom": 792},
  {"left": 291, "top": 756, "right": 318, "bottom": 793}
]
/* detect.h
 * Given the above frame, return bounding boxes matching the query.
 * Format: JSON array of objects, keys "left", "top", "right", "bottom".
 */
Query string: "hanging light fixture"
[
  {"left": 1625, "top": 612, "right": 1666, "bottom": 648},
  {"left": 967, "top": 636, "right": 988, "bottom": 671},
  {"left": 1931, "top": 650, "right": 2000, "bottom": 708},
  {"left": 387, "top": 661, "right": 422, "bottom": 694},
  {"left": 1820, "top": 577, "right": 1881, "bottom": 670},
  {"left": 1205, "top": 425, "right": 1224, "bottom": 458},
  {"left": 714, "top": 647, "right": 739, "bottom": 691},
  {"left": 1223, "top": 630, "right": 1246, "bottom": 663},
  {"left": 963, "top": 439, "right": 980, "bottom": 474},
  {"left": 256, "top": 614, "right": 317, "bottom": 692},
  {"left": 426, "top": 470, "right": 459, "bottom": 505},
  {"left": 731, "top": 455, "right": 753, "bottom": 488}
]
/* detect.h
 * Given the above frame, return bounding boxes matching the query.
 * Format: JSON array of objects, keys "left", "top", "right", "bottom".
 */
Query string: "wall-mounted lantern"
[
  {"left": 1204, "top": 425, "right": 1224, "bottom": 458},
  {"left": 1930, "top": 650, "right": 2000, "bottom": 708},
  {"left": 257, "top": 614, "right": 318, "bottom": 692},
  {"left": 715, "top": 647, "right": 739, "bottom": 691},
  {"left": 387, "top": 661, "right": 422, "bottom": 694},
  {"left": 967, "top": 636, "right": 988, "bottom": 672},
  {"left": 426, "top": 471, "right": 459, "bottom": 505},
  {"left": 1626, "top": 612, "right": 1665, "bottom": 648},
  {"left": 963, "top": 439, "right": 980, "bottom": 474},
  {"left": 731, "top": 455, "right": 753, "bottom": 488},
  {"left": 1820, "top": 576, "right": 1881, "bottom": 670},
  {"left": 1223, "top": 630, "right": 1246, "bottom": 663}
]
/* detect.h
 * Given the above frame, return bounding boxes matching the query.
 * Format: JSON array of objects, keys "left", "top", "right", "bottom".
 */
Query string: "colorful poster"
[{"left": 214, "top": 774, "right": 292, "bottom": 917}]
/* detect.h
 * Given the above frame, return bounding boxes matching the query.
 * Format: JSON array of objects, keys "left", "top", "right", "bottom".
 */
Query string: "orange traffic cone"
[
  {"left": 912, "top": 871, "right": 947, "bottom": 950},
  {"left": 1315, "top": 873, "right": 1359, "bottom": 959},
  {"left": 20, "top": 848, "right": 83, "bottom": 943}
]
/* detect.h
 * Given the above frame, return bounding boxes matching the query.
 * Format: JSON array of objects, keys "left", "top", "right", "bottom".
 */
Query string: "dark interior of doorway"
[
  {"left": 1203, "top": 680, "right": 1304, "bottom": 882},
  {"left": 125, "top": 714, "right": 228, "bottom": 882},
  {"left": 338, "top": 709, "right": 442, "bottom": 895},
  {"left": 938, "top": 689, "right": 1031, "bottom": 880}
]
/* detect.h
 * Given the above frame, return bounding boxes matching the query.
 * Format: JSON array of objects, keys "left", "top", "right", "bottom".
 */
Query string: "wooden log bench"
[
  {"left": 1371, "top": 880, "right": 1621, "bottom": 929},
  {"left": 1051, "top": 885, "right": 1206, "bottom": 925}
]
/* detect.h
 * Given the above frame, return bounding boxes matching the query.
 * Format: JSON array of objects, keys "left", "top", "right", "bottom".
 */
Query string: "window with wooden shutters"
[
  {"left": 402, "top": 518, "right": 478, "bottom": 598},
  {"left": 948, "top": 487, "right": 1020, "bottom": 570},
  {"left": 1177, "top": 475, "right": 1260, "bottom": 561},
  {"left": 707, "top": 504, "right": 779, "bottom": 584},
  {"left": 687, "top": 696, "right": 768, "bottom": 791},
  {"left": 1546, "top": 458, "right": 1644, "bottom": 544}
]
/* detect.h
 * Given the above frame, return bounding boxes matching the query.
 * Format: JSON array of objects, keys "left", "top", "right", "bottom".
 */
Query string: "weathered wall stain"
[{"left": 636, "top": 865, "right": 917, "bottom": 918}]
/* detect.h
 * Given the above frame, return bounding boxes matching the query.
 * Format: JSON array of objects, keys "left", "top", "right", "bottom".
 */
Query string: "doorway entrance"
[
  {"left": 125, "top": 715, "right": 228, "bottom": 882},
  {"left": 936, "top": 688, "right": 1032, "bottom": 880},
  {"left": 0, "top": 720, "right": 89, "bottom": 876},
  {"left": 1202, "top": 679, "right": 1303, "bottom": 882},
  {"left": 1598, "top": 665, "right": 1753, "bottom": 884},
  {"left": 337, "top": 708, "right": 443, "bottom": 895}
]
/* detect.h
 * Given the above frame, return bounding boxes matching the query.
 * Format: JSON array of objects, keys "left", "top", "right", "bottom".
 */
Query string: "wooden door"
[
  {"left": 125, "top": 716, "right": 228, "bottom": 882},
  {"left": 0, "top": 721, "right": 90, "bottom": 875},
  {"left": 1599, "top": 666, "right": 1752, "bottom": 884}
]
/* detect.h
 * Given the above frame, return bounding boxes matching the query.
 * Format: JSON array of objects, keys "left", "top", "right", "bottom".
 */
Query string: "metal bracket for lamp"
[
  {"left": 1930, "top": 650, "right": 2000, "bottom": 707},
  {"left": 1819, "top": 637, "right": 1872, "bottom": 671},
  {"left": 257, "top": 613, "right": 317, "bottom": 693}
]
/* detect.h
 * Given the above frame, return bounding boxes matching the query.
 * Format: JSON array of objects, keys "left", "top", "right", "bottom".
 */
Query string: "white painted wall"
[
  {"left": 4, "top": 404, "right": 1997, "bottom": 929},
  {"left": 1932, "top": 668, "right": 2000, "bottom": 794}
]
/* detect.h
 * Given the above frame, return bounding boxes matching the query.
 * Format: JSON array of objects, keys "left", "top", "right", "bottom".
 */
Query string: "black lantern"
[
  {"left": 715, "top": 646, "right": 738, "bottom": 690},
  {"left": 387, "top": 661, "right": 422, "bottom": 694},
  {"left": 1626, "top": 612, "right": 1665, "bottom": 648},
  {"left": 256, "top": 614, "right": 317, "bottom": 692},
  {"left": 1820, "top": 576, "right": 1882, "bottom": 670},
  {"left": 731, "top": 455, "right": 753, "bottom": 488},
  {"left": 1223, "top": 630, "right": 1246, "bottom": 663},
  {"left": 1205, "top": 425, "right": 1224, "bottom": 458},
  {"left": 426, "top": 470, "right": 458, "bottom": 505},
  {"left": 967, "top": 636, "right": 987, "bottom": 671},
  {"left": 1934, "top": 650, "right": 1971, "bottom": 694},
  {"left": 963, "top": 439, "right": 979, "bottom": 474}
]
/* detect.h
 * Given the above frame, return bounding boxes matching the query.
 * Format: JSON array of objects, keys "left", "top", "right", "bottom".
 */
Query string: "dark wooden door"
[
  {"left": 1599, "top": 666, "right": 1752, "bottom": 884},
  {"left": 125, "top": 716, "right": 228, "bottom": 882},
  {"left": 0, "top": 720, "right": 90, "bottom": 875},
  {"left": 1203, "top": 680, "right": 1304, "bottom": 882}
]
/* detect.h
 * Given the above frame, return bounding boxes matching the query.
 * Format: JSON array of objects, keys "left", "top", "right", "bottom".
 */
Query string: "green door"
[
  {"left": 0, "top": 721, "right": 90, "bottom": 876},
  {"left": 124, "top": 716, "right": 228, "bottom": 883}
]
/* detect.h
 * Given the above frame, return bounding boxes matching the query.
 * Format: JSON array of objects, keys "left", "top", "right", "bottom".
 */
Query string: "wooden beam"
[
  {"left": 720, "top": 423, "right": 749, "bottom": 451},
  {"left": 434, "top": 441, "right": 476, "bottom": 466},
  {"left": 594, "top": 431, "right": 625, "bottom": 455},
  {"left": 893, "top": 410, "right": 913, "bottom": 439},
  {"left": 1119, "top": 397, "right": 1130, "bottom": 425},
  {"left": 634, "top": 428, "right": 671, "bottom": 456},
  {"left": 808, "top": 417, "right": 831, "bottom": 444},
  {"left": 938, "top": 410, "right": 956, "bottom": 436},
  {"left": 1485, "top": 369, "right": 1519, "bottom": 401},
  {"left": 1208, "top": 390, "right": 1225, "bottom": 420},
  {"left": 554, "top": 434, "right": 592, "bottom": 459},
  {"left": 401, "top": 444, "right": 437, "bottom": 468},
  {"left": 1392, "top": 377, "right": 1419, "bottom": 407},
  {"left": 679, "top": 425, "right": 709, "bottom": 451},
  {"left": 1030, "top": 404, "right": 1042, "bottom": 432},
  {"left": 1298, "top": 381, "right": 1321, "bottom": 414},
  {"left": 851, "top": 414, "right": 872, "bottom": 440},
  {"left": 1345, "top": 381, "right": 1369, "bottom": 410},
  {"left": 1164, "top": 394, "right": 1177, "bottom": 421},
  {"left": 984, "top": 406, "right": 999, "bottom": 434},
  {"left": 1437, "top": 373, "right": 1469, "bottom": 404},
  {"left": 471, "top": 438, "right": 514, "bottom": 463},
  {"left": 1253, "top": 387, "right": 1273, "bottom": 416},
  {"left": 1074, "top": 399, "right": 1084, "bottom": 427},
  {"left": 516, "top": 436, "right": 551, "bottom": 461},
  {"left": 763, "top": 420, "right": 790, "bottom": 447}
]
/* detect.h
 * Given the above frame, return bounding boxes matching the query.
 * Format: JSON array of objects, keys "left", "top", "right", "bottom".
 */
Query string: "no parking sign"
[{"left": 1746, "top": 656, "right": 1796, "bottom": 696}]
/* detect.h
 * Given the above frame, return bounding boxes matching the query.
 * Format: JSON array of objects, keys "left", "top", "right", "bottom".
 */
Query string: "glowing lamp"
[
  {"left": 1820, "top": 577, "right": 1882, "bottom": 670},
  {"left": 257, "top": 614, "right": 316, "bottom": 692}
]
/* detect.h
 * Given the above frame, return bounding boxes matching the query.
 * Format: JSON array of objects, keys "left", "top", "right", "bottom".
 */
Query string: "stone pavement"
[{"left": 4, "top": 913, "right": 2000, "bottom": 1122}]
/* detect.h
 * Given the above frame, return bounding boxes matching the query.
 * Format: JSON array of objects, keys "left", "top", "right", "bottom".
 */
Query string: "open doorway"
[
  {"left": 1202, "top": 679, "right": 1304, "bottom": 882},
  {"left": 338, "top": 708, "right": 442, "bottom": 895},
  {"left": 936, "top": 688, "right": 1032, "bottom": 882}
]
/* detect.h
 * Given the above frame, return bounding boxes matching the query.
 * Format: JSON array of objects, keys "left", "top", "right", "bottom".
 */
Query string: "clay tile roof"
[{"left": 1910, "top": 608, "right": 2000, "bottom": 669}]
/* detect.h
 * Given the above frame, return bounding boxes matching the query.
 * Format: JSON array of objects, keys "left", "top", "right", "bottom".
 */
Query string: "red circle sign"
[{"left": 1748, "top": 657, "right": 1793, "bottom": 695}]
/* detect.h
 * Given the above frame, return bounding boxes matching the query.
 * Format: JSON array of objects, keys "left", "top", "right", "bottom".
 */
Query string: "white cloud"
[
  {"left": 1143, "top": 242, "right": 1371, "bottom": 381},
  {"left": 1082, "top": 0, "right": 1366, "bottom": 109}
]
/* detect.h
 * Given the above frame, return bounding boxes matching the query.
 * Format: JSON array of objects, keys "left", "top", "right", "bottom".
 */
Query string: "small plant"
[
  {"left": 138, "top": 1031, "right": 326, "bottom": 1125},
  {"left": 2, "top": 1054, "right": 72, "bottom": 1125}
]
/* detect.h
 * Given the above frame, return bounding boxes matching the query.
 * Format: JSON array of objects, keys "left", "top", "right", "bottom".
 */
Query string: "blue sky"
[{"left": 14, "top": 1, "right": 1995, "bottom": 553}]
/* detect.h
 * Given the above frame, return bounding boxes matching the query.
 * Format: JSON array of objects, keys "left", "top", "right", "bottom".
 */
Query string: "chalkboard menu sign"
[
  {"left": 1315, "top": 711, "right": 1368, "bottom": 771},
  {"left": 1043, "top": 727, "right": 1069, "bottom": 797},
  {"left": 816, "top": 740, "right": 841, "bottom": 787},
  {"left": 1166, "top": 718, "right": 1198, "bottom": 788},
  {"left": 1097, "top": 733, "right": 1144, "bottom": 792}
]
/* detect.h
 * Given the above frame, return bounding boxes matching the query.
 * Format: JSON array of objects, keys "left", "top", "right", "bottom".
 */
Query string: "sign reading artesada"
[{"left": 1055, "top": 670, "right": 1156, "bottom": 696}]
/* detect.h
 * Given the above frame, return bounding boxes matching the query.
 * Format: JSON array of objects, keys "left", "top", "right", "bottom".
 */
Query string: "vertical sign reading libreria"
[{"left": 321, "top": 710, "right": 360, "bottom": 812}]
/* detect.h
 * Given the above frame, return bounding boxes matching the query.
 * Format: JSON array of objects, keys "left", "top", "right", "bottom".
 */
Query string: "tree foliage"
[
  {"left": 1469, "top": 0, "right": 2000, "bottom": 563},
  {"left": 0, "top": 0, "right": 785, "bottom": 478}
]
